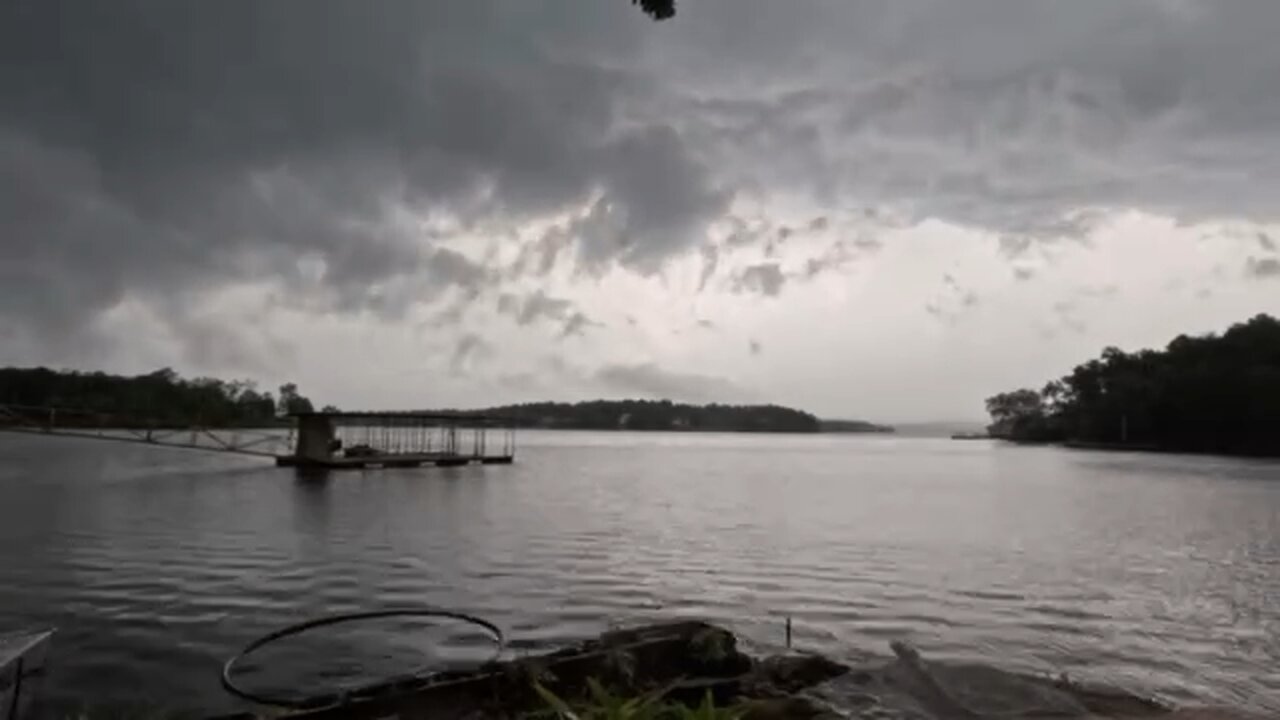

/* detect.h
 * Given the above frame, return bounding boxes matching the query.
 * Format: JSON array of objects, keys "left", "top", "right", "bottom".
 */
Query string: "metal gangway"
[
  {"left": 0, "top": 403, "right": 295, "bottom": 459},
  {"left": 0, "top": 404, "right": 517, "bottom": 469}
]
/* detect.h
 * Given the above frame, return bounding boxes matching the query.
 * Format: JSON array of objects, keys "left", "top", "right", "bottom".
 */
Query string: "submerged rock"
[
  {"left": 805, "top": 639, "right": 1145, "bottom": 718},
  {"left": 746, "top": 654, "right": 851, "bottom": 695}
]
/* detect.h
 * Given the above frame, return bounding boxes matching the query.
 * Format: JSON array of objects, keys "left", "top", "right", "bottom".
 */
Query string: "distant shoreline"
[
  {"left": 818, "top": 419, "right": 896, "bottom": 434},
  {"left": 506, "top": 425, "right": 896, "bottom": 435},
  {"left": 451, "top": 400, "right": 892, "bottom": 434},
  {"left": 0, "top": 368, "right": 898, "bottom": 437},
  {"left": 1060, "top": 439, "right": 1280, "bottom": 459},
  {"left": 992, "top": 436, "right": 1280, "bottom": 460}
]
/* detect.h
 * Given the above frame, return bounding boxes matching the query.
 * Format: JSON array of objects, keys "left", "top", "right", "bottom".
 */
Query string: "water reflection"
[{"left": 0, "top": 432, "right": 1276, "bottom": 715}]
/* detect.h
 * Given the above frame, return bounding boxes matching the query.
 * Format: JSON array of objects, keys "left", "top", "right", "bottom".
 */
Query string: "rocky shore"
[{"left": 249, "top": 621, "right": 1263, "bottom": 720}]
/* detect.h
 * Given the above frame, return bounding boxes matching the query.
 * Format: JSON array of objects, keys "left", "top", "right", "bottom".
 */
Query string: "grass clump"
[{"left": 532, "top": 679, "right": 745, "bottom": 720}]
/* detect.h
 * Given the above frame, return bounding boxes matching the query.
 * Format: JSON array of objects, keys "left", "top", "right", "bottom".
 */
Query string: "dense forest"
[
  {"left": 463, "top": 400, "right": 823, "bottom": 433},
  {"left": 0, "top": 367, "right": 879, "bottom": 435},
  {"left": 819, "top": 419, "right": 896, "bottom": 434},
  {"left": 985, "top": 314, "right": 1280, "bottom": 456},
  {"left": 0, "top": 367, "right": 321, "bottom": 427}
]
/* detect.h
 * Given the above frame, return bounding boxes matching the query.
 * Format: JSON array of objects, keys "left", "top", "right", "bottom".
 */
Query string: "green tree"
[
  {"left": 985, "top": 389, "right": 1057, "bottom": 440},
  {"left": 632, "top": 0, "right": 675, "bottom": 21},
  {"left": 0, "top": 366, "right": 292, "bottom": 427},
  {"left": 449, "top": 400, "right": 822, "bottom": 433},
  {"left": 985, "top": 313, "right": 1280, "bottom": 455},
  {"left": 276, "top": 383, "right": 315, "bottom": 416}
]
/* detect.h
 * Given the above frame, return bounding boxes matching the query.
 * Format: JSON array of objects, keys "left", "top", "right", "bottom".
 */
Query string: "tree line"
[
  {"left": 985, "top": 314, "right": 1280, "bottom": 456},
  {"left": 0, "top": 366, "right": 324, "bottom": 428},
  {"left": 0, "top": 367, "right": 840, "bottom": 435},
  {"left": 464, "top": 399, "right": 822, "bottom": 433}
]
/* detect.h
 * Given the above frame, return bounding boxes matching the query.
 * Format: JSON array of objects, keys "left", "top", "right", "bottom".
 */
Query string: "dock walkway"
[{"left": 0, "top": 405, "right": 516, "bottom": 470}]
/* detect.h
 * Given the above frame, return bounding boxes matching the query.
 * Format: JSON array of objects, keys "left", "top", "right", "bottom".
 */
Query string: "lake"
[{"left": 1, "top": 431, "right": 1277, "bottom": 715}]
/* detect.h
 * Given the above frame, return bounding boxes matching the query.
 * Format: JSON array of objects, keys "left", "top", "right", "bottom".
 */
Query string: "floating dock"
[
  {"left": 279, "top": 410, "right": 516, "bottom": 470},
  {"left": 275, "top": 453, "right": 514, "bottom": 469}
]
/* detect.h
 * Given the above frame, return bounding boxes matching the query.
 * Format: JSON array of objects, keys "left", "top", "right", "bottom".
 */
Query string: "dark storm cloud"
[
  {"left": 450, "top": 333, "right": 493, "bottom": 374},
  {"left": 925, "top": 271, "right": 981, "bottom": 324},
  {"left": 594, "top": 362, "right": 750, "bottom": 402},
  {"left": 571, "top": 128, "right": 731, "bottom": 274},
  {"left": 999, "top": 238, "right": 1036, "bottom": 259},
  {"left": 697, "top": 245, "right": 719, "bottom": 292},
  {"left": 1052, "top": 300, "right": 1088, "bottom": 334},
  {"left": 1245, "top": 256, "right": 1280, "bottom": 280},
  {"left": 661, "top": 1, "right": 1280, "bottom": 238},
  {"left": 560, "top": 312, "right": 597, "bottom": 338},
  {"left": 732, "top": 263, "right": 786, "bottom": 297},
  {"left": 150, "top": 303, "right": 297, "bottom": 375},
  {"left": 506, "top": 291, "right": 575, "bottom": 326},
  {"left": 496, "top": 290, "right": 598, "bottom": 338},
  {"left": 798, "top": 237, "right": 879, "bottom": 281},
  {"left": 0, "top": 0, "right": 721, "bottom": 355},
  {"left": 7, "top": 0, "right": 1280, "bottom": 369},
  {"left": 510, "top": 225, "right": 575, "bottom": 280},
  {"left": 722, "top": 215, "right": 773, "bottom": 249}
]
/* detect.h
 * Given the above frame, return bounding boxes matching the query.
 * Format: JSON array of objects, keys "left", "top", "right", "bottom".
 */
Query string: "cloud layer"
[
  {"left": 3, "top": 1, "right": 1280, "bottom": 417},
  {"left": 0, "top": 0, "right": 725, "bottom": 354}
]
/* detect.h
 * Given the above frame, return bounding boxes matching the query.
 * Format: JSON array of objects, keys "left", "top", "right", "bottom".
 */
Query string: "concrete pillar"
[{"left": 295, "top": 415, "right": 336, "bottom": 462}]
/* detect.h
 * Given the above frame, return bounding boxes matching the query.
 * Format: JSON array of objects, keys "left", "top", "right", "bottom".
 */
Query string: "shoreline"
[
  {"left": 997, "top": 437, "right": 1280, "bottom": 460},
  {"left": 213, "top": 620, "right": 1262, "bottom": 720}
]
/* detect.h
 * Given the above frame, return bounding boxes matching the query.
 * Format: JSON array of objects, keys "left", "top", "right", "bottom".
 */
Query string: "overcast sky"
[{"left": 3, "top": 1, "right": 1279, "bottom": 422}]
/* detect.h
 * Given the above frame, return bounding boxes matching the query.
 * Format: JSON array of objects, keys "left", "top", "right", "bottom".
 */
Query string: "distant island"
[
  {"left": 819, "top": 419, "right": 896, "bottom": 434},
  {"left": 985, "top": 313, "right": 1280, "bottom": 457},
  {"left": 0, "top": 368, "right": 894, "bottom": 435},
  {"left": 457, "top": 400, "right": 817, "bottom": 432},
  {"left": 454, "top": 400, "right": 893, "bottom": 434}
]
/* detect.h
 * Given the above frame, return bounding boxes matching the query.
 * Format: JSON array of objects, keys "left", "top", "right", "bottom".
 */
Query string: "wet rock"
[
  {"left": 738, "top": 696, "right": 838, "bottom": 720},
  {"left": 1160, "top": 711, "right": 1270, "bottom": 720},
  {"left": 746, "top": 654, "right": 850, "bottom": 695},
  {"left": 806, "top": 641, "right": 1178, "bottom": 720},
  {"left": 663, "top": 677, "right": 745, "bottom": 707},
  {"left": 684, "top": 625, "right": 755, "bottom": 677},
  {"left": 1051, "top": 675, "right": 1170, "bottom": 717},
  {"left": 887, "top": 640, "right": 1089, "bottom": 717},
  {"left": 806, "top": 671, "right": 936, "bottom": 720}
]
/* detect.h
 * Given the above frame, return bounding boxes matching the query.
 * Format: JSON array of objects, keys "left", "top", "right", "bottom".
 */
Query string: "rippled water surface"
[{"left": 2, "top": 431, "right": 1278, "bottom": 714}]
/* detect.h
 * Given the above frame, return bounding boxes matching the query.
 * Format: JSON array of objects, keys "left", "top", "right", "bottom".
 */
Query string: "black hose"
[{"left": 220, "top": 608, "right": 504, "bottom": 709}]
